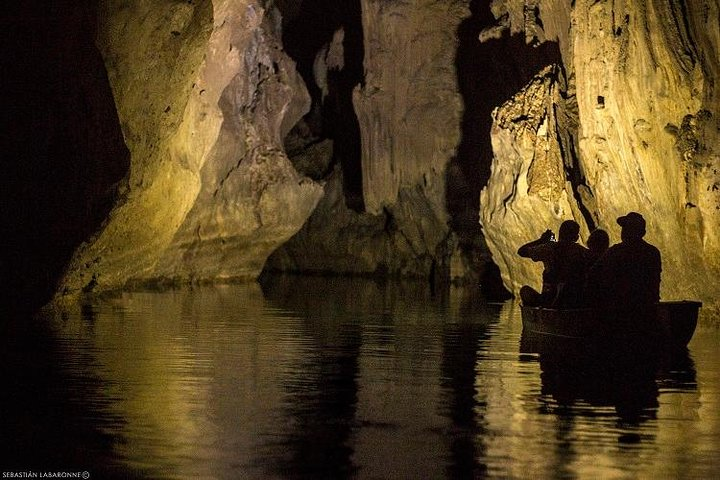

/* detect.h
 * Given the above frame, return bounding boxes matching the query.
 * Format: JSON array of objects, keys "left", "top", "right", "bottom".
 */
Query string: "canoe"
[{"left": 521, "top": 300, "right": 701, "bottom": 349}]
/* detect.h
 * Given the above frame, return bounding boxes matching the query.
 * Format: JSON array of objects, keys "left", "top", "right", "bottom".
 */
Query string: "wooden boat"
[{"left": 521, "top": 300, "right": 702, "bottom": 350}]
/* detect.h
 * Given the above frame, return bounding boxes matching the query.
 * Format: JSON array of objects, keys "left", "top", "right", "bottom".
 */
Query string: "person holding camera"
[{"left": 517, "top": 220, "right": 589, "bottom": 307}]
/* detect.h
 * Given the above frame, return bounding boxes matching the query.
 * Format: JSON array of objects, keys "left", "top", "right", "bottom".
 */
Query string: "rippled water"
[{"left": 2, "top": 276, "right": 719, "bottom": 479}]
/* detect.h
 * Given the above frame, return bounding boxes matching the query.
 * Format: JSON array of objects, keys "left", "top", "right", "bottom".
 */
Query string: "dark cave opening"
[
  {"left": 452, "top": 1, "right": 563, "bottom": 243},
  {"left": 278, "top": 0, "right": 365, "bottom": 212},
  {"left": 1, "top": 2, "right": 130, "bottom": 314},
  {"left": 451, "top": 0, "right": 563, "bottom": 299}
]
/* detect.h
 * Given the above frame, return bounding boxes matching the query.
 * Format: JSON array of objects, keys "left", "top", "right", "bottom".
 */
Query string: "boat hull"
[{"left": 521, "top": 301, "right": 701, "bottom": 351}]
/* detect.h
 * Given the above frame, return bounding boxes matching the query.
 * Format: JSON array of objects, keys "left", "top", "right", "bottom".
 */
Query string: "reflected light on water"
[{"left": 1, "top": 277, "right": 719, "bottom": 479}]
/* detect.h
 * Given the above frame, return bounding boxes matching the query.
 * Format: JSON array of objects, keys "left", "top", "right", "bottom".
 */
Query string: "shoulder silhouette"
[
  {"left": 518, "top": 220, "right": 589, "bottom": 308},
  {"left": 585, "top": 212, "right": 661, "bottom": 312}
]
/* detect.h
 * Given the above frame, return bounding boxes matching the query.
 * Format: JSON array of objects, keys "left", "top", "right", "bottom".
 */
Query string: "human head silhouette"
[
  {"left": 617, "top": 212, "right": 646, "bottom": 241},
  {"left": 558, "top": 220, "right": 580, "bottom": 242},
  {"left": 587, "top": 228, "right": 609, "bottom": 253}
]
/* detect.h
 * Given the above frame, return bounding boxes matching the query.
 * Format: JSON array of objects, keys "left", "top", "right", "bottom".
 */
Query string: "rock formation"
[
  {"left": 480, "top": 0, "right": 720, "bottom": 309},
  {"left": 267, "top": 0, "right": 482, "bottom": 284},
  {"left": 9, "top": 0, "right": 719, "bottom": 311},
  {"left": 57, "top": 0, "right": 323, "bottom": 295},
  {"left": 352, "top": 0, "right": 466, "bottom": 216},
  {"left": 265, "top": 166, "right": 451, "bottom": 280},
  {"left": 480, "top": 64, "right": 588, "bottom": 295}
]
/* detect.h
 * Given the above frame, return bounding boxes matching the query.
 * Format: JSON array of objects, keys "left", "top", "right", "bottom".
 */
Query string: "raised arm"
[{"left": 518, "top": 229, "right": 554, "bottom": 258}]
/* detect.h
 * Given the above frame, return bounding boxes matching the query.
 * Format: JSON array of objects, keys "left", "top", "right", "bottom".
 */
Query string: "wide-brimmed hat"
[{"left": 617, "top": 211, "right": 646, "bottom": 231}]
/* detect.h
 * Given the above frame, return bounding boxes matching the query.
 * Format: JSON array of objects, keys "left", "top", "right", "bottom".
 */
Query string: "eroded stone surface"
[
  {"left": 353, "top": 0, "right": 466, "bottom": 217},
  {"left": 264, "top": 167, "right": 450, "bottom": 281},
  {"left": 267, "top": 0, "right": 471, "bottom": 283},
  {"left": 480, "top": 65, "right": 588, "bottom": 294},
  {"left": 51, "top": 0, "right": 720, "bottom": 312},
  {"left": 480, "top": 0, "right": 720, "bottom": 309},
  {"left": 58, "top": 0, "right": 322, "bottom": 295}
]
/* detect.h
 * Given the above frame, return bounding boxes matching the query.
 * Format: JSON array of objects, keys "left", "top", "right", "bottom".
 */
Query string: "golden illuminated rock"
[
  {"left": 51, "top": 0, "right": 719, "bottom": 310},
  {"left": 353, "top": 0, "right": 465, "bottom": 216},
  {"left": 480, "top": 65, "right": 588, "bottom": 294},
  {"left": 267, "top": 0, "right": 470, "bottom": 281},
  {"left": 480, "top": 0, "right": 720, "bottom": 309},
  {"left": 58, "top": 0, "right": 322, "bottom": 295}
]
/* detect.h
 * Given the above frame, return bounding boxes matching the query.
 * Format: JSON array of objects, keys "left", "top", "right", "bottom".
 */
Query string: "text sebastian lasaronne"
[{"left": 3, "top": 473, "right": 87, "bottom": 478}]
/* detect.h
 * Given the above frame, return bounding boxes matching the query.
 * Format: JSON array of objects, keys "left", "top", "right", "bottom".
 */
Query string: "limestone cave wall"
[
  {"left": 6, "top": 0, "right": 719, "bottom": 311},
  {"left": 57, "top": 0, "right": 323, "bottom": 295},
  {"left": 272, "top": 0, "right": 719, "bottom": 308},
  {"left": 480, "top": 0, "right": 720, "bottom": 309},
  {"left": 265, "top": 0, "right": 478, "bottom": 285}
]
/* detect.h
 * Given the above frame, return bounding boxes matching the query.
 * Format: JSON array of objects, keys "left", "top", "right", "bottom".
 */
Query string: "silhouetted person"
[
  {"left": 586, "top": 212, "right": 661, "bottom": 330},
  {"left": 586, "top": 229, "right": 610, "bottom": 266},
  {"left": 518, "top": 220, "right": 589, "bottom": 308},
  {"left": 582, "top": 228, "right": 610, "bottom": 305}
]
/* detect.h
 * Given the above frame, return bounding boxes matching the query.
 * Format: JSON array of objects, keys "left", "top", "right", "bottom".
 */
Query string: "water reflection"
[
  {"left": 260, "top": 277, "right": 363, "bottom": 478},
  {"left": 1, "top": 279, "right": 719, "bottom": 478},
  {"left": 523, "top": 327, "right": 701, "bottom": 476},
  {"left": 0, "top": 315, "right": 136, "bottom": 479},
  {"left": 538, "top": 350, "right": 661, "bottom": 422},
  {"left": 526, "top": 332, "right": 698, "bottom": 424},
  {"left": 439, "top": 304, "right": 495, "bottom": 478}
]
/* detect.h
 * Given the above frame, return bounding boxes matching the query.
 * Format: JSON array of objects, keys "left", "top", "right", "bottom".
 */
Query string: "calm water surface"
[{"left": 2, "top": 277, "right": 719, "bottom": 479}]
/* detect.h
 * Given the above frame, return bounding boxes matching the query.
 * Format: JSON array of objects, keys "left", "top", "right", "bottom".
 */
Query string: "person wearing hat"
[
  {"left": 517, "top": 219, "right": 590, "bottom": 307},
  {"left": 585, "top": 212, "right": 661, "bottom": 316}
]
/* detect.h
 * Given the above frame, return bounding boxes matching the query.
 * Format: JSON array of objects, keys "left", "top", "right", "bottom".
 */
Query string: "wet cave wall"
[
  {"left": 3, "top": 0, "right": 719, "bottom": 313},
  {"left": 3, "top": 0, "right": 325, "bottom": 314},
  {"left": 265, "top": 0, "right": 560, "bottom": 293},
  {"left": 58, "top": 0, "right": 324, "bottom": 297},
  {"left": 272, "top": 0, "right": 720, "bottom": 309}
]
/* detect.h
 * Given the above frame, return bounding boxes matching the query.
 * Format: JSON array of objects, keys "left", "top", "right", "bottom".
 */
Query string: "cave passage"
[
  {"left": 2, "top": 3, "right": 129, "bottom": 314},
  {"left": 451, "top": 0, "right": 562, "bottom": 248},
  {"left": 448, "top": 1, "right": 561, "bottom": 298},
  {"left": 279, "top": 0, "right": 365, "bottom": 211}
]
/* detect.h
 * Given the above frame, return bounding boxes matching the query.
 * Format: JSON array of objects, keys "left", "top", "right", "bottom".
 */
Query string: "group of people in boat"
[{"left": 517, "top": 211, "right": 661, "bottom": 312}]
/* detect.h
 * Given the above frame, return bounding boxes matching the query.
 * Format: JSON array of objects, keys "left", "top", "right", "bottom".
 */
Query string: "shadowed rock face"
[
  {"left": 56, "top": 0, "right": 323, "bottom": 295},
  {"left": 480, "top": 0, "right": 720, "bottom": 309},
  {"left": 268, "top": 0, "right": 487, "bottom": 286},
  {"left": 280, "top": 0, "right": 365, "bottom": 210},
  {"left": 264, "top": 167, "right": 450, "bottom": 281}
]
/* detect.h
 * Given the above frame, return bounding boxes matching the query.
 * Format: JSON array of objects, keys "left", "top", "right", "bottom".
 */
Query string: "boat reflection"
[{"left": 521, "top": 328, "right": 698, "bottom": 423}]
